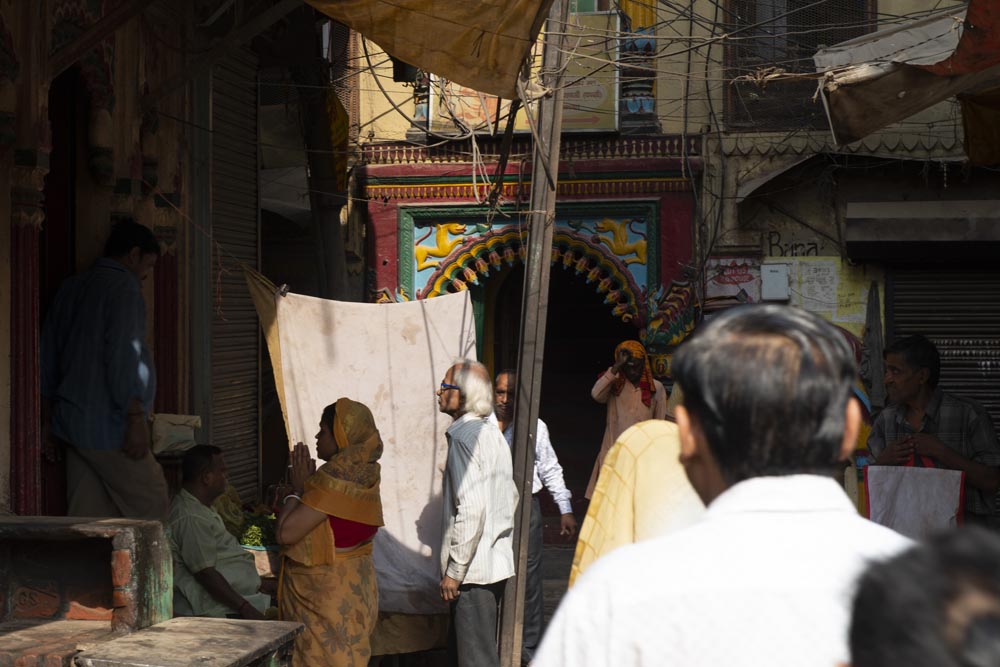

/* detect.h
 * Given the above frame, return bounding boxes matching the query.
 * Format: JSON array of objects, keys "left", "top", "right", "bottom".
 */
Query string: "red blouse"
[{"left": 328, "top": 516, "right": 378, "bottom": 548}]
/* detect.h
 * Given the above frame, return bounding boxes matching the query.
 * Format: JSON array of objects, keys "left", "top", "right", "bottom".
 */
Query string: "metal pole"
[{"left": 499, "top": 0, "right": 570, "bottom": 663}]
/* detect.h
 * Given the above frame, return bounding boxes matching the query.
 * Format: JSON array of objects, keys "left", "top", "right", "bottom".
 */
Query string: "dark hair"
[
  {"left": 182, "top": 444, "right": 223, "bottom": 483},
  {"left": 496, "top": 369, "right": 517, "bottom": 382},
  {"left": 103, "top": 221, "right": 161, "bottom": 258},
  {"left": 320, "top": 402, "right": 337, "bottom": 433},
  {"left": 885, "top": 334, "right": 940, "bottom": 387},
  {"left": 850, "top": 527, "right": 1000, "bottom": 667},
  {"left": 671, "top": 305, "right": 855, "bottom": 484}
]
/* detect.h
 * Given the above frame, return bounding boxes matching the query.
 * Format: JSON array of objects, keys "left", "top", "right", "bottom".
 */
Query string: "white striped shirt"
[
  {"left": 502, "top": 419, "right": 573, "bottom": 515},
  {"left": 441, "top": 412, "right": 519, "bottom": 584}
]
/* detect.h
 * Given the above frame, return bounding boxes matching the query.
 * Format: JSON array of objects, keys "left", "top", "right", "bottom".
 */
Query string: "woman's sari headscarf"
[{"left": 283, "top": 397, "right": 385, "bottom": 566}]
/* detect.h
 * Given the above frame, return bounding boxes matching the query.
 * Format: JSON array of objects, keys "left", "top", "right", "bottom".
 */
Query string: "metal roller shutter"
[
  {"left": 887, "top": 270, "right": 1000, "bottom": 430},
  {"left": 212, "top": 49, "right": 260, "bottom": 502}
]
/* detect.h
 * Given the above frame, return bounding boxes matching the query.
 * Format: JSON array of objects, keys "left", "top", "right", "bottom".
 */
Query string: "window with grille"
[
  {"left": 725, "top": 0, "right": 874, "bottom": 131},
  {"left": 571, "top": 0, "right": 612, "bottom": 11}
]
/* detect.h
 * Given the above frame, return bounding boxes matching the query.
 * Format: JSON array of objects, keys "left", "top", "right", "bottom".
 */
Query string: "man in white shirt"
[
  {"left": 438, "top": 359, "right": 518, "bottom": 667},
  {"left": 534, "top": 305, "right": 913, "bottom": 667},
  {"left": 494, "top": 370, "right": 577, "bottom": 665}
]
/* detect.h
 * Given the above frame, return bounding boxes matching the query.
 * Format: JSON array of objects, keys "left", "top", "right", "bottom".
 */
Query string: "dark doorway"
[
  {"left": 41, "top": 68, "right": 80, "bottom": 313},
  {"left": 488, "top": 264, "right": 636, "bottom": 498},
  {"left": 39, "top": 67, "right": 84, "bottom": 515}
]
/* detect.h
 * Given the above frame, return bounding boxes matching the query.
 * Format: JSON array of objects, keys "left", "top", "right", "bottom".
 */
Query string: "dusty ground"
[{"left": 541, "top": 545, "right": 574, "bottom": 624}]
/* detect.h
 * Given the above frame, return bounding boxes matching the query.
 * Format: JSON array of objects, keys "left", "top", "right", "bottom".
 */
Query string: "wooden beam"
[
  {"left": 48, "top": 0, "right": 161, "bottom": 80},
  {"left": 498, "top": 0, "right": 570, "bottom": 664},
  {"left": 143, "top": 0, "right": 303, "bottom": 110}
]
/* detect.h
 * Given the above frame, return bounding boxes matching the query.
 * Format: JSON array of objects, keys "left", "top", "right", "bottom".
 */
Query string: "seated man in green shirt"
[{"left": 168, "top": 445, "right": 269, "bottom": 619}]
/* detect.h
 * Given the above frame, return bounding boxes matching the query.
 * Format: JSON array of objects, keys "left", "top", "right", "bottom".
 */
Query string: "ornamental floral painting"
[{"left": 399, "top": 202, "right": 659, "bottom": 324}]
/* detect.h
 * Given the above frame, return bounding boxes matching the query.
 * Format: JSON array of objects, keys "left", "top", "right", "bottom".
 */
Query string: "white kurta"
[
  {"left": 441, "top": 412, "right": 519, "bottom": 585},
  {"left": 535, "top": 475, "right": 913, "bottom": 667}
]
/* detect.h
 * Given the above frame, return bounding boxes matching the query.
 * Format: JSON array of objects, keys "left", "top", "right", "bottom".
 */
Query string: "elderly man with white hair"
[{"left": 437, "top": 359, "right": 518, "bottom": 667}]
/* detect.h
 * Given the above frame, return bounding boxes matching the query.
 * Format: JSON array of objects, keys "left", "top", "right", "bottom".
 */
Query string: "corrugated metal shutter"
[
  {"left": 887, "top": 270, "right": 1000, "bottom": 429},
  {"left": 212, "top": 49, "right": 260, "bottom": 501}
]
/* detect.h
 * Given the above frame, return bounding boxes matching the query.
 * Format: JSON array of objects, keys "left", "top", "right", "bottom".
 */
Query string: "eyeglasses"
[{"left": 439, "top": 382, "right": 461, "bottom": 392}]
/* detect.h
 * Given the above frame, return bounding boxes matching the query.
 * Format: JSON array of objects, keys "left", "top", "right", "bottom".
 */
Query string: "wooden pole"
[{"left": 499, "top": 0, "right": 570, "bottom": 663}]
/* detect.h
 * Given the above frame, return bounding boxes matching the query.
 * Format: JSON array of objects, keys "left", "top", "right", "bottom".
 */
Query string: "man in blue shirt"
[{"left": 41, "top": 221, "right": 168, "bottom": 519}]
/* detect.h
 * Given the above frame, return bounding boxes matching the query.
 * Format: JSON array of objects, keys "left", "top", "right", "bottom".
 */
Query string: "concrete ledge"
[
  {"left": 75, "top": 617, "right": 303, "bottom": 667},
  {"left": 0, "top": 619, "right": 114, "bottom": 667}
]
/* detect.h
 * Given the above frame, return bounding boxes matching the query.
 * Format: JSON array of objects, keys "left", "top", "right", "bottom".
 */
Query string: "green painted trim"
[
  {"left": 397, "top": 209, "right": 417, "bottom": 297},
  {"left": 398, "top": 200, "right": 661, "bottom": 300},
  {"left": 398, "top": 205, "right": 506, "bottom": 297}
]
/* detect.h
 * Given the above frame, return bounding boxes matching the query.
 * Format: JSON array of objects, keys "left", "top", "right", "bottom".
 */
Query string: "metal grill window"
[{"left": 726, "top": 0, "right": 874, "bottom": 131}]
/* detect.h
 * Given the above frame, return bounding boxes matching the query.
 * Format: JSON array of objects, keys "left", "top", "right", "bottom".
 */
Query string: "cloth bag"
[
  {"left": 151, "top": 413, "right": 202, "bottom": 454},
  {"left": 865, "top": 461, "right": 964, "bottom": 539}
]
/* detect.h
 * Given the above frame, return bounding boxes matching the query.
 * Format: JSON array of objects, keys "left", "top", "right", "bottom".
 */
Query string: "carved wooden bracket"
[
  {"left": 153, "top": 192, "right": 180, "bottom": 254},
  {"left": 11, "top": 150, "right": 50, "bottom": 229}
]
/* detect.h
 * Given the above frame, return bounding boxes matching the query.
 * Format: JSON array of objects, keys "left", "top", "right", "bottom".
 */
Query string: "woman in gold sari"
[{"left": 276, "top": 398, "right": 384, "bottom": 667}]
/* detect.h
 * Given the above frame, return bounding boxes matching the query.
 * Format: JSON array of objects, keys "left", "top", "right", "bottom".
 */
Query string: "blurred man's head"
[
  {"left": 671, "top": 305, "right": 860, "bottom": 504},
  {"left": 850, "top": 527, "right": 1000, "bottom": 667},
  {"left": 438, "top": 359, "right": 493, "bottom": 419},
  {"left": 181, "top": 444, "right": 228, "bottom": 503},
  {"left": 104, "top": 220, "right": 161, "bottom": 281},
  {"left": 494, "top": 370, "right": 516, "bottom": 423},
  {"left": 884, "top": 335, "right": 939, "bottom": 406}
]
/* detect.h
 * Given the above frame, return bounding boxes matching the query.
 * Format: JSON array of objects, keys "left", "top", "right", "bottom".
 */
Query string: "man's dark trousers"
[
  {"left": 448, "top": 579, "right": 506, "bottom": 667},
  {"left": 521, "top": 495, "right": 544, "bottom": 664}
]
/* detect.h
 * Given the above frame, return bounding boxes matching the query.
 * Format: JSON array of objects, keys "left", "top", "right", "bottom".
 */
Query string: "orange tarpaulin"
[
  {"left": 920, "top": 0, "right": 1000, "bottom": 77},
  {"left": 305, "top": 0, "right": 554, "bottom": 100}
]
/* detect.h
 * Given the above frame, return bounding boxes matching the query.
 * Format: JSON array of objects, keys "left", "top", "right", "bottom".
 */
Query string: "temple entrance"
[
  {"left": 477, "top": 264, "right": 637, "bottom": 500},
  {"left": 38, "top": 67, "right": 86, "bottom": 516}
]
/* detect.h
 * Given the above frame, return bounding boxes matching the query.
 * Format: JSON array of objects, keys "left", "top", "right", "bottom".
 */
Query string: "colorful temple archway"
[
  {"left": 422, "top": 227, "right": 645, "bottom": 323},
  {"left": 398, "top": 202, "right": 660, "bottom": 324}
]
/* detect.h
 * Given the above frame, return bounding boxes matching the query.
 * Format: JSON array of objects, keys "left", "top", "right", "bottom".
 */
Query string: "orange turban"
[{"left": 610, "top": 340, "right": 656, "bottom": 407}]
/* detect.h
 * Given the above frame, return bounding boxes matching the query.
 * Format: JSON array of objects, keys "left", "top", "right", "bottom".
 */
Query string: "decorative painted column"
[
  {"left": 111, "top": 177, "right": 140, "bottom": 224},
  {"left": 618, "top": 0, "right": 659, "bottom": 134},
  {"left": 10, "top": 152, "right": 49, "bottom": 516}
]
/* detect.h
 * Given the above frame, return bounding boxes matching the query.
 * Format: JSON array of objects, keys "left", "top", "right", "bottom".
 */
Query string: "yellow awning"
[{"left": 306, "top": 0, "right": 554, "bottom": 99}]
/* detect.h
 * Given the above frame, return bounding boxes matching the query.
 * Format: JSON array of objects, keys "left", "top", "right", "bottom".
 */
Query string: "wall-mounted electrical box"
[{"left": 761, "top": 263, "right": 791, "bottom": 301}]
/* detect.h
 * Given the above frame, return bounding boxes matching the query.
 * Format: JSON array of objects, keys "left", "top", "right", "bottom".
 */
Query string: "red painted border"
[
  {"left": 11, "top": 224, "right": 41, "bottom": 515},
  {"left": 154, "top": 253, "right": 179, "bottom": 414}
]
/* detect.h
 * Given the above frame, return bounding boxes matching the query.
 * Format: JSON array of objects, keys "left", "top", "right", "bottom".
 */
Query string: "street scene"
[{"left": 1, "top": 0, "right": 1000, "bottom": 665}]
